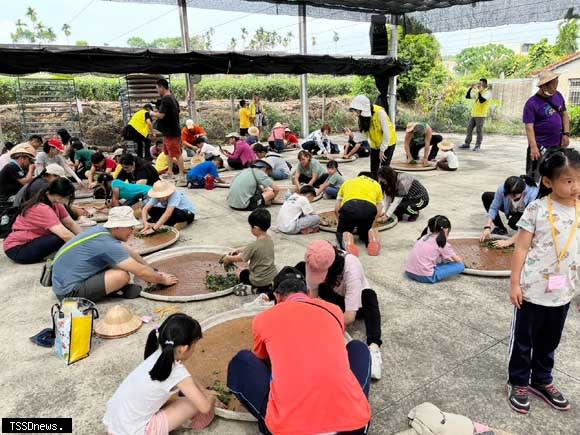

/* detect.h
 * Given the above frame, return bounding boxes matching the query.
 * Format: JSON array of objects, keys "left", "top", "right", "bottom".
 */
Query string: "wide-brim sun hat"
[
  {"left": 45, "top": 163, "right": 66, "bottom": 177},
  {"left": 406, "top": 122, "right": 417, "bottom": 133},
  {"left": 94, "top": 305, "right": 142, "bottom": 338},
  {"left": 248, "top": 126, "right": 260, "bottom": 136},
  {"left": 305, "top": 240, "right": 336, "bottom": 285},
  {"left": 148, "top": 180, "right": 177, "bottom": 198},
  {"left": 439, "top": 140, "right": 455, "bottom": 151},
  {"left": 252, "top": 160, "right": 273, "bottom": 171},
  {"left": 9, "top": 143, "right": 36, "bottom": 161},
  {"left": 47, "top": 138, "right": 65, "bottom": 152},
  {"left": 103, "top": 205, "right": 140, "bottom": 228},
  {"left": 537, "top": 71, "right": 559, "bottom": 87},
  {"left": 349, "top": 95, "right": 371, "bottom": 117},
  {"left": 273, "top": 122, "right": 283, "bottom": 129},
  {"left": 225, "top": 132, "right": 239, "bottom": 139}
]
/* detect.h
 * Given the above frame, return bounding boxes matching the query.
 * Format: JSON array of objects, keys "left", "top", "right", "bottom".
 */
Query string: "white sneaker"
[
  {"left": 369, "top": 343, "right": 382, "bottom": 380},
  {"left": 243, "top": 293, "right": 274, "bottom": 310},
  {"left": 160, "top": 173, "right": 175, "bottom": 180}
]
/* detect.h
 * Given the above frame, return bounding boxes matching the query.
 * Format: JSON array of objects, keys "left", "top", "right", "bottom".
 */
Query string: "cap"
[
  {"left": 305, "top": 240, "right": 336, "bottom": 285},
  {"left": 47, "top": 138, "right": 65, "bottom": 152},
  {"left": 185, "top": 119, "right": 195, "bottom": 129},
  {"left": 45, "top": 163, "right": 66, "bottom": 177},
  {"left": 113, "top": 148, "right": 125, "bottom": 157},
  {"left": 148, "top": 180, "right": 176, "bottom": 198},
  {"left": 284, "top": 128, "right": 291, "bottom": 132},
  {"left": 225, "top": 132, "right": 239, "bottom": 139},
  {"left": 103, "top": 206, "right": 140, "bottom": 229},
  {"left": 349, "top": 95, "right": 371, "bottom": 117}
]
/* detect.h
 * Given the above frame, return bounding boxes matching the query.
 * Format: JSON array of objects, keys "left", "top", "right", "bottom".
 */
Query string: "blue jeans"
[
  {"left": 405, "top": 262, "right": 464, "bottom": 284},
  {"left": 271, "top": 169, "right": 289, "bottom": 180},
  {"left": 227, "top": 340, "right": 371, "bottom": 435},
  {"left": 325, "top": 186, "right": 339, "bottom": 199}
]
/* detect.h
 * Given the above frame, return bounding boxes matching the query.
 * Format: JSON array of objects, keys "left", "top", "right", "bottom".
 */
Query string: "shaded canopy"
[{"left": 0, "top": 46, "right": 409, "bottom": 76}]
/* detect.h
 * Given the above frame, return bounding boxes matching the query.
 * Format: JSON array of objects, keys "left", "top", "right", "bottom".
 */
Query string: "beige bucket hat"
[
  {"left": 45, "top": 163, "right": 67, "bottom": 177},
  {"left": 94, "top": 305, "right": 142, "bottom": 338},
  {"left": 248, "top": 126, "right": 260, "bottom": 136},
  {"left": 103, "top": 206, "right": 140, "bottom": 228},
  {"left": 10, "top": 143, "right": 36, "bottom": 161},
  {"left": 148, "top": 180, "right": 176, "bottom": 198},
  {"left": 439, "top": 140, "right": 455, "bottom": 151},
  {"left": 537, "top": 71, "right": 559, "bottom": 87}
]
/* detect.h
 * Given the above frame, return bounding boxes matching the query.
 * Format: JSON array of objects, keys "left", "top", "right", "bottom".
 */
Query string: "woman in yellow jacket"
[{"left": 349, "top": 95, "right": 396, "bottom": 178}]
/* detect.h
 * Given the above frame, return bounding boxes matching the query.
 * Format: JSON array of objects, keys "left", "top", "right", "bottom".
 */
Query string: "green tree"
[
  {"left": 75, "top": 39, "right": 89, "bottom": 46},
  {"left": 455, "top": 44, "right": 516, "bottom": 78},
  {"left": 127, "top": 36, "right": 150, "bottom": 48},
  {"left": 61, "top": 23, "right": 71, "bottom": 39},
  {"left": 397, "top": 32, "right": 444, "bottom": 102},
  {"left": 126, "top": 30, "right": 213, "bottom": 51},
  {"left": 229, "top": 27, "right": 294, "bottom": 51},
  {"left": 554, "top": 18, "right": 578, "bottom": 56},
  {"left": 527, "top": 38, "right": 558, "bottom": 71},
  {"left": 11, "top": 6, "right": 64, "bottom": 43}
]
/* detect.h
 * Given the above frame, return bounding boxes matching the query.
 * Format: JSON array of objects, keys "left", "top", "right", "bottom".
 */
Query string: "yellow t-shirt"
[
  {"left": 239, "top": 107, "right": 251, "bottom": 129},
  {"left": 368, "top": 105, "right": 396, "bottom": 150},
  {"left": 338, "top": 176, "right": 383, "bottom": 207},
  {"left": 128, "top": 109, "right": 151, "bottom": 138},
  {"left": 470, "top": 89, "right": 492, "bottom": 117},
  {"left": 154, "top": 152, "right": 170, "bottom": 173}
]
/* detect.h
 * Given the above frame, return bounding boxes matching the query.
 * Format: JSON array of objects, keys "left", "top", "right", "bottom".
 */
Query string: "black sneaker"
[
  {"left": 458, "top": 143, "right": 470, "bottom": 149},
  {"left": 530, "top": 382, "right": 571, "bottom": 411},
  {"left": 492, "top": 227, "right": 508, "bottom": 236},
  {"left": 507, "top": 383, "right": 530, "bottom": 414},
  {"left": 473, "top": 145, "right": 481, "bottom": 152}
]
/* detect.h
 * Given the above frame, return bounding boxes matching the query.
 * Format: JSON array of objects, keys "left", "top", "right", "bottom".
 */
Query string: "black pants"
[
  {"left": 481, "top": 191, "right": 522, "bottom": 231},
  {"left": 147, "top": 207, "right": 195, "bottom": 226},
  {"left": 370, "top": 146, "right": 395, "bottom": 179},
  {"left": 337, "top": 200, "right": 377, "bottom": 247},
  {"left": 298, "top": 173, "right": 328, "bottom": 188},
  {"left": 239, "top": 269, "right": 274, "bottom": 300},
  {"left": 526, "top": 145, "right": 560, "bottom": 197},
  {"left": 227, "top": 158, "right": 250, "bottom": 170},
  {"left": 346, "top": 140, "right": 371, "bottom": 158},
  {"left": 5, "top": 234, "right": 65, "bottom": 264},
  {"left": 394, "top": 195, "right": 429, "bottom": 220},
  {"left": 124, "top": 125, "right": 152, "bottom": 160},
  {"left": 409, "top": 134, "right": 443, "bottom": 160},
  {"left": 239, "top": 128, "right": 249, "bottom": 136},
  {"left": 508, "top": 301, "right": 569, "bottom": 386}
]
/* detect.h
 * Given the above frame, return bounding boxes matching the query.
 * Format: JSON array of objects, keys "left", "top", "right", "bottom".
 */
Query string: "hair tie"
[
  {"left": 164, "top": 340, "right": 174, "bottom": 346},
  {"left": 155, "top": 328, "right": 159, "bottom": 338}
]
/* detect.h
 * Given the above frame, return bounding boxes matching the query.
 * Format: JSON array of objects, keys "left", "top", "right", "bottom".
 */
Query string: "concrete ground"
[{"left": 0, "top": 132, "right": 579, "bottom": 435}]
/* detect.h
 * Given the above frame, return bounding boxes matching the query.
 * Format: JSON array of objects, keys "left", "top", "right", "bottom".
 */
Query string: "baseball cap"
[
  {"left": 225, "top": 132, "right": 240, "bottom": 139},
  {"left": 45, "top": 164, "right": 66, "bottom": 177},
  {"left": 47, "top": 138, "right": 65, "bottom": 152},
  {"left": 305, "top": 240, "right": 336, "bottom": 285}
]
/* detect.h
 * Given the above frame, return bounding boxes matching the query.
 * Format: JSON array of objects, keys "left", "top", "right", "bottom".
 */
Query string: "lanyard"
[{"left": 547, "top": 195, "right": 579, "bottom": 272}]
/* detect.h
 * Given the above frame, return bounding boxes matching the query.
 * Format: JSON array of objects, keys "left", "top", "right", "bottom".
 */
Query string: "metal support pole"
[
  {"left": 298, "top": 2, "right": 309, "bottom": 138},
  {"left": 178, "top": 0, "right": 196, "bottom": 121},
  {"left": 230, "top": 95, "right": 236, "bottom": 132},
  {"left": 387, "top": 15, "right": 398, "bottom": 124}
]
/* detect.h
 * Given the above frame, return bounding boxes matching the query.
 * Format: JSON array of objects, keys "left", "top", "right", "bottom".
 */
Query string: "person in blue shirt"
[
  {"left": 141, "top": 180, "right": 196, "bottom": 232},
  {"left": 480, "top": 175, "right": 539, "bottom": 247},
  {"left": 186, "top": 157, "right": 224, "bottom": 188}
]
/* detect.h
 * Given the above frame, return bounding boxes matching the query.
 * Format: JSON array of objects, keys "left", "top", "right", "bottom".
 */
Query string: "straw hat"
[
  {"left": 273, "top": 122, "right": 283, "bottom": 129},
  {"left": 10, "top": 143, "right": 36, "bottom": 161},
  {"left": 537, "top": 71, "right": 559, "bottom": 87},
  {"left": 406, "top": 122, "right": 417, "bottom": 133},
  {"left": 103, "top": 206, "right": 140, "bottom": 228},
  {"left": 225, "top": 132, "right": 239, "bottom": 139},
  {"left": 45, "top": 163, "right": 66, "bottom": 177},
  {"left": 248, "top": 126, "right": 260, "bottom": 136},
  {"left": 94, "top": 305, "right": 142, "bottom": 338},
  {"left": 439, "top": 140, "right": 454, "bottom": 151},
  {"left": 148, "top": 180, "right": 176, "bottom": 198}
]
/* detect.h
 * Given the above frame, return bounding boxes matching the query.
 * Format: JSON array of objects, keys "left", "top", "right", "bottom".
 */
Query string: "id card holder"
[{"left": 547, "top": 274, "right": 567, "bottom": 293}]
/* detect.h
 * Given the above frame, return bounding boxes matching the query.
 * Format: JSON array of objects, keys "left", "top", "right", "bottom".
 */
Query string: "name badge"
[{"left": 547, "top": 275, "right": 567, "bottom": 293}]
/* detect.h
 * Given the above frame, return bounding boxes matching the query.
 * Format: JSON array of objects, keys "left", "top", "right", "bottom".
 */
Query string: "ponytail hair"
[
  {"left": 418, "top": 215, "right": 452, "bottom": 248},
  {"left": 539, "top": 147, "right": 580, "bottom": 181},
  {"left": 326, "top": 160, "right": 342, "bottom": 175},
  {"left": 503, "top": 175, "right": 536, "bottom": 195},
  {"left": 144, "top": 313, "right": 202, "bottom": 382}
]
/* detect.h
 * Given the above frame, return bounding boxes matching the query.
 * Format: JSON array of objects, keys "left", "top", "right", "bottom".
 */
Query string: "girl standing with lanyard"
[{"left": 507, "top": 148, "right": 580, "bottom": 415}]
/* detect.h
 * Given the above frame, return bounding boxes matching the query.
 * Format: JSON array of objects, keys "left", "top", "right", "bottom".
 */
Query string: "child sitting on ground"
[
  {"left": 197, "top": 139, "right": 221, "bottom": 161},
  {"left": 141, "top": 180, "right": 196, "bottom": 231},
  {"left": 436, "top": 140, "right": 459, "bottom": 171},
  {"left": 276, "top": 185, "right": 321, "bottom": 235},
  {"left": 149, "top": 140, "right": 163, "bottom": 160},
  {"left": 186, "top": 157, "right": 224, "bottom": 188},
  {"left": 222, "top": 208, "right": 278, "bottom": 309},
  {"left": 103, "top": 313, "right": 216, "bottom": 434},
  {"left": 405, "top": 215, "right": 464, "bottom": 284},
  {"left": 316, "top": 160, "right": 345, "bottom": 199}
]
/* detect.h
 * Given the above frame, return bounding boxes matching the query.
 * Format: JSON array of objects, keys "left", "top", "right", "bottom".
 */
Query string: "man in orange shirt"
[
  {"left": 181, "top": 119, "right": 208, "bottom": 157},
  {"left": 227, "top": 278, "right": 372, "bottom": 435}
]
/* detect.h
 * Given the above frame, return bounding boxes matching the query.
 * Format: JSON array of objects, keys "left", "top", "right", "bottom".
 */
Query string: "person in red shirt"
[
  {"left": 227, "top": 277, "right": 372, "bottom": 435},
  {"left": 284, "top": 128, "right": 299, "bottom": 148},
  {"left": 88, "top": 151, "right": 118, "bottom": 188},
  {"left": 181, "top": 119, "right": 208, "bottom": 157}
]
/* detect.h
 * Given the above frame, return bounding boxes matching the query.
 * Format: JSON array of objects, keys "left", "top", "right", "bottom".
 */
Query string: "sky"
[{"left": 0, "top": 0, "right": 561, "bottom": 57}]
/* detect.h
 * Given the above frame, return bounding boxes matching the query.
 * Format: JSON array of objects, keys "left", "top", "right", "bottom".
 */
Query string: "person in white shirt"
[
  {"left": 197, "top": 139, "right": 221, "bottom": 161},
  {"left": 301, "top": 124, "right": 339, "bottom": 155},
  {"left": 435, "top": 140, "right": 459, "bottom": 171},
  {"left": 276, "top": 185, "right": 320, "bottom": 234},
  {"left": 103, "top": 313, "right": 216, "bottom": 435}
]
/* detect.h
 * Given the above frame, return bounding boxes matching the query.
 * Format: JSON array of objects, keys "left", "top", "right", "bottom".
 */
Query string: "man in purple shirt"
[{"left": 523, "top": 71, "right": 570, "bottom": 181}]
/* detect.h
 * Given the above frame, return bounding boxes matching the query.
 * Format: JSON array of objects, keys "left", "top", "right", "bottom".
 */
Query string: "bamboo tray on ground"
[
  {"left": 138, "top": 246, "right": 237, "bottom": 302},
  {"left": 390, "top": 161, "right": 437, "bottom": 172},
  {"left": 215, "top": 174, "right": 237, "bottom": 188},
  {"left": 318, "top": 210, "right": 398, "bottom": 233},
  {"left": 74, "top": 199, "right": 109, "bottom": 222},
  {"left": 73, "top": 183, "right": 94, "bottom": 199},
  {"left": 450, "top": 233, "right": 512, "bottom": 277},
  {"left": 314, "top": 155, "right": 357, "bottom": 164},
  {"left": 126, "top": 226, "right": 180, "bottom": 255}
]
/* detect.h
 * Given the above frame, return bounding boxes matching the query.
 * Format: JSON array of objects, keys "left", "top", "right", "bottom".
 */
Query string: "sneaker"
[
  {"left": 491, "top": 227, "right": 508, "bottom": 236},
  {"left": 458, "top": 144, "right": 470, "bottom": 149},
  {"left": 176, "top": 177, "right": 188, "bottom": 187},
  {"left": 473, "top": 145, "right": 481, "bottom": 152},
  {"left": 243, "top": 293, "right": 275, "bottom": 310},
  {"left": 160, "top": 173, "right": 175, "bottom": 180},
  {"left": 369, "top": 343, "right": 382, "bottom": 380},
  {"left": 530, "top": 382, "right": 571, "bottom": 411},
  {"left": 507, "top": 383, "right": 530, "bottom": 414}
]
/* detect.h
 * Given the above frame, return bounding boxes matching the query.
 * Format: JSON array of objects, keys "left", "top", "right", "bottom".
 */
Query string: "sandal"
[
  {"left": 30, "top": 328, "right": 55, "bottom": 348},
  {"left": 233, "top": 284, "right": 251, "bottom": 296}
]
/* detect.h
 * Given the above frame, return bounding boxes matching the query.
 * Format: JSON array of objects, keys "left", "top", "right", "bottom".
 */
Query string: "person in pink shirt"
[
  {"left": 221, "top": 133, "right": 256, "bottom": 170},
  {"left": 405, "top": 215, "right": 464, "bottom": 284},
  {"left": 267, "top": 122, "right": 286, "bottom": 152}
]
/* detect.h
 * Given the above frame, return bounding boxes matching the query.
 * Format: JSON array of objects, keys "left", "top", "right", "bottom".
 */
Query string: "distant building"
[{"left": 533, "top": 51, "right": 580, "bottom": 106}]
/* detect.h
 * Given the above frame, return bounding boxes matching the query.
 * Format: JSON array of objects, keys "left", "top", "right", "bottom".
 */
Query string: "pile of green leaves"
[
  {"left": 211, "top": 380, "right": 234, "bottom": 406},
  {"left": 205, "top": 272, "right": 238, "bottom": 292},
  {"left": 481, "top": 239, "right": 514, "bottom": 252},
  {"left": 133, "top": 227, "right": 171, "bottom": 239}
]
